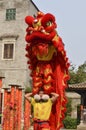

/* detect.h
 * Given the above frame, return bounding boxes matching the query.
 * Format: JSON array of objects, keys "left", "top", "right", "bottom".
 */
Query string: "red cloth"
[{"left": 34, "top": 120, "right": 50, "bottom": 130}]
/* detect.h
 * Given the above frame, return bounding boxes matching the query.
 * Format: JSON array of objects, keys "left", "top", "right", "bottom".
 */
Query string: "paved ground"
[{"left": 0, "top": 126, "right": 2, "bottom": 130}]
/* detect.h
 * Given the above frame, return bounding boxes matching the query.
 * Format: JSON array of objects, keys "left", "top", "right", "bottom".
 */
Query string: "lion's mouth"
[
  {"left": 32, "top": 43, "right": 49, "bottom": 56},
  {"left": 25, "top": 31, "right": 56, "bottom": 43}
]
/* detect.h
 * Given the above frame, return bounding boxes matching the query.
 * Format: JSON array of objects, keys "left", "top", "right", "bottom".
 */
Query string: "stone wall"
[
  {"left": 66, "top": 92, "right": 81, "bottom": 118},
  {"left": 0, "top": 0, "right": 38, "bottom": 88}
]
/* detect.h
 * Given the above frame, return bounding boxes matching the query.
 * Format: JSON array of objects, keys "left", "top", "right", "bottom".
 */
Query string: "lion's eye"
[
  {"left": 46, "top": 21, "right": 52, "bottom": 26},
  {"left": 41, "top": 29, "right": 45, "bottom": 33},
  {"left": 34, "top": 19, "right": 38, "bottom": 23}
]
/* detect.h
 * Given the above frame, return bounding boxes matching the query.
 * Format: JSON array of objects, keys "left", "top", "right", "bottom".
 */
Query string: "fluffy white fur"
[
  {"left": 42, "top": 94, "right": 49, "bottom": 101},
  {"left": 34, "top": 94, "right": 49, "bottom": 101},
  {"left": 34, "top": 94, "right": 40, "bottom": 101}
]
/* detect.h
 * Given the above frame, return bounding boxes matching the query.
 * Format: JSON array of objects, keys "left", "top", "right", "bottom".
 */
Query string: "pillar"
[
  {"left": 14, "top": 86, "right": 19, "bottom": 130},
  {"left": 0, "top": 77, "right": 5, "bottom": 125},
  {"left": 6, "top": 89, "right": 11, "bottom": 130},
  {"left": 0, "top": 78, "right": 2, "bottom": 124},
  {"left": 24, "top": 95, "right": 31, "bottom": 130},
  {"left": 17, "top": 87, "right": 22, "bottom": 130},
  {"left": 3, "top": 88, "right": 9, "bottom": 130},
  {"left": 9, "top": 85, "right": 15, "bottom": 130}
]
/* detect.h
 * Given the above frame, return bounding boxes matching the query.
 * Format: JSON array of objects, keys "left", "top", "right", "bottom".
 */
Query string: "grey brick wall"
[{"left": 0, "top": 0, "right": 38, "bottom": 88}]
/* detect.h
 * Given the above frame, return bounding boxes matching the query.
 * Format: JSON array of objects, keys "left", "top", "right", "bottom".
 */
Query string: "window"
[
  {"left": 6, "top": 8, "right": 16, "bottom": 21},
  {"left": 1, "top": 36, "right": 18, "bottom": 60},
  {"left": 3, "top": 43, "right": 14, "bottom": 59}
]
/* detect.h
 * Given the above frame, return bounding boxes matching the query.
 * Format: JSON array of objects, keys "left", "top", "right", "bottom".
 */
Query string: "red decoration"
[
  {"left": 2, "top": 86, "right": 23, "bottom": 130},
  {"left": 6, "top": 91, "right": 11, "bottom": 130},
  {"left": 3, "top": 89, "right": 9, "bottom": 130},
  {"left": 14, "top": 87, "right": 19, "bottom": 129},
  {"left": 9, "top": 86, "right": 15, "bottom": 130},
  {"left": 24, "top": 98, "right": 31, "bottom": 130},
  {"left": 0, "top": 79, "right": 2, "bottom": 88},
  {"left": 25, "top": 11, "right": 70, "bottom": 130},
  {"left": 18, "top": 88, "right": 22, "bottom": 130},
  {"left": 0, "top": 79, "right": 2, "bottom": 121}
]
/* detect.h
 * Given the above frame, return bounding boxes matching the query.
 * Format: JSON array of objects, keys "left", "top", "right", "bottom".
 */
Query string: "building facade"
[
  {"left": 68, "top": 82, "right": 86, "bottom": 123},
  {"left": 0, "top": 0, "right": 38, "bottom": 125},
  {"left": 0, "top": 0, "right": 38, "bottom": 88}
]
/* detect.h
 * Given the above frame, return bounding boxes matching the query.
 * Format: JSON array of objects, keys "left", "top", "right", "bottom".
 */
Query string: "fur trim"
[
  {"left": 34, "top": 94, "right": 40, "bottom": 101},
  {"left": 42, "top": 94, "right": 49, "bottom": 101}
]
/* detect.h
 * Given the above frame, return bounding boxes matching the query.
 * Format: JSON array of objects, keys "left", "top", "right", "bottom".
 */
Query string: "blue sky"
[{"left": 32, "top": 0, "right": 86, "bottom": 67}]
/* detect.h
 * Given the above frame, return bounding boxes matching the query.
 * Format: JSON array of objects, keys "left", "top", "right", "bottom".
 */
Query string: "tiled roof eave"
[{"left": 68, "top": 82, "right": 86, "bottom": 89}]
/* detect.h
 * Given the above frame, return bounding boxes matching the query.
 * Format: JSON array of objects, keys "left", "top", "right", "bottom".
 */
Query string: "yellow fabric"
[{"left": 31, "top": 98, "right": 52, "bottom": 120}]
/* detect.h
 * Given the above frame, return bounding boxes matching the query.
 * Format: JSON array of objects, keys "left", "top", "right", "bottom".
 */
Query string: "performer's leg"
[
  {"left": 42, "top": 128, "right": 50, "bottom": 130},
  {"left": 34, "top": 122, "right": 39, "bottom": 130},
  {"left": 40, "top": 123, "right": 50, "bottom": 130}
]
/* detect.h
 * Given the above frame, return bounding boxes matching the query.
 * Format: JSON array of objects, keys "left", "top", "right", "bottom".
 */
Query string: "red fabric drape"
[
  {"left": 6, "top": 91, "right": 11, "bottom": 130},
  {"left": 0, "top": 79, "right": 2, "bottom": 88},
  {"left": 9, "top": 86, "right": 15, "bottom": 130},
  {"left": 0, "top": 79, "right": 2, "bottom": 119},
  {"left": 17, "top": 88, "right": 22, "bottom": 130},
  {"left": 24, "top": 98, "right": 31, "bottom": 130},
  {"left": 49, "top": 53, "right": 69, "bottom": 130},
  {"left": 3, "top": 89, "right": 8, "bottom": 130},
  {"left": 14, "top": 87, "right": 19, "bottom": 130}
]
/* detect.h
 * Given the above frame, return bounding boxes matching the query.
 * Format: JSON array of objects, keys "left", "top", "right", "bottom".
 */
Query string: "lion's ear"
[{"left": 25, "top": 16, "right": 34, "bottom": 26}]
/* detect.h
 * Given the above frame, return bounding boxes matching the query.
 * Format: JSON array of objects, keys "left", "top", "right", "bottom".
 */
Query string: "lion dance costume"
[{"left": 25, "top": 12, "right": 70, "bottom": 130}]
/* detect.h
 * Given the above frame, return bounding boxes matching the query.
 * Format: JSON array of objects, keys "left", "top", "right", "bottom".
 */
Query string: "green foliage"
[
  {"left": 63, "top": 98, "right": 77, "bottom": 128},
  {"left": 25, "top": 86, "right": 32, "bottom": 93},
  {"left": 65, "top": 98, "right": 72, "bottom": 116},
  {"left": 63, "top": 116, "right": 77, "bottom": 129},
  {"left": 76, "top": 63, "right": 86, "bottom": 83},
  {"left": 68, "top": 62, "right": 86, "bottom": 84}
]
